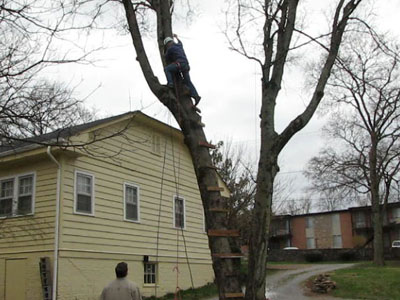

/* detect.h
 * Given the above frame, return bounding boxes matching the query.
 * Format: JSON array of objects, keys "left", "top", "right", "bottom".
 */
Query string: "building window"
[
  {"left": 333, "top": 235, "right": 342, "bottom": 248},
  {"left": 306, "top": 238, "right": 316, "bottom": 249},
  {"left": 144, "top": 263, "right": 157, "bottom": 284},
  {"left": 392, "top": 208, "right": 400, "bottom": 220},
  {"left": 124, "top": 183, "right": 140, "bottom": 222},
  {"left": 0, "top": 173, "right": 35, "bottom": 218},
  {"left": 152, "top": 134, "right": 161, "bottom": 154},
  {"left": 354, "top": 211, "right": 366, "bottom": 228},
  {"left": 75, "top": 171, "right": 94, "bottom": 215},
  {"left": 174, "top": 196, "right": 185, "bottom": 229},
  {"left": 306, "top": 217, "right": 314, "bottom": 229}
]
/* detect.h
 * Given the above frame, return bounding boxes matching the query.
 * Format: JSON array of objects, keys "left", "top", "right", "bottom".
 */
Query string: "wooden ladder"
[{"left": 39, "top": 257, "right": 52, "bottom": 300}]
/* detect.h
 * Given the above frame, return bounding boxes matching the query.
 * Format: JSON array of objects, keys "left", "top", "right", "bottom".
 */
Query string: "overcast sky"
[{"left": 50, "top": 0, "right": 400, "bottom": 202}]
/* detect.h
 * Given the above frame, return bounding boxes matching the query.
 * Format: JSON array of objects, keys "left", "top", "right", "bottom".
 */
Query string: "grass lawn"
[{"left": 330, "top": 261, "right": 400, "bottom": 300}]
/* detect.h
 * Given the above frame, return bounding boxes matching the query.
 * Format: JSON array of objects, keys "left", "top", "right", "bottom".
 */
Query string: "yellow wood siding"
[
  {"left": 0, "top": 159, "right": 56, "bottom": 252},
  {"left": 60, "top": 120, "right": 212, "bottom": 263}
]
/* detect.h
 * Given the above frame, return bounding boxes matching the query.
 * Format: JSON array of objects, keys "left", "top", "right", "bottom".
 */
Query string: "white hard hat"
[{"left": 163, "top": 37, "right": 174, "bottom": 46}]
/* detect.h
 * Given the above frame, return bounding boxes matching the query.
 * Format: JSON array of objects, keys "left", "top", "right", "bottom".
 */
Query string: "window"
[
  {"left": 333, "top": 235, "right": 342, "bottom": 248},
  {"left": 144, "top": 262, "right": 157, "bottom": 284},
  {"left": 354, "top": 211, "right": 366, "bottom": 228},
  {"left": 124, "top": 183, "right": 140, "bottom": 222},
  {"left": 392, "top": 208, "right": 400, "bottom": 219},
  {"left": 174, "top": 196, "right": 185, "bottom": 229},
  {"left": 75, "top": 171, "right": 94, "bottom": 215},
  {"left": 151, "top": 134, "right": 161, "bottom": 155},
  {"left": 306, "top": 238, "right": 315, "bottom": 249},
  {"left": 0, "top": 173, "right": 35, "bottom": 217},
  {"left": 306, "top": 217, "right": 314, "bottom": 229}
]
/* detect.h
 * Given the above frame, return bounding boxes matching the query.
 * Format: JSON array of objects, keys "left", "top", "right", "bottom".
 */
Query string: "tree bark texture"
[
  {"left": 369, "top": 137, "right": 385, "bottom": 266},
  {"left": 121, "top": 1, "right": 243, "bottom": 298},
  {"left": 245, "top": 1, "right": 362, "bottom": 299}
]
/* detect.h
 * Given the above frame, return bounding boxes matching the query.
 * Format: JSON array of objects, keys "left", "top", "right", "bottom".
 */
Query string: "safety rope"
[
  {"left": 154, "top": 137, "right": 169, "bottom": 298},
  {"left": 153, "top": 73, "right": 195, "bottom": 300},
  {"left": 170, "top": 120, "right": 195, "bottom": 296}
]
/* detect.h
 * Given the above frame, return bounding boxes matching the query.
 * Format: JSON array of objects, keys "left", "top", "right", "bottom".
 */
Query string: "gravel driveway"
[
  {"left": 204, "top": 263, "right": 355, "bottom": 300},
  {"left": 265, "top": 263, "right": 355, "bottom": 300}
]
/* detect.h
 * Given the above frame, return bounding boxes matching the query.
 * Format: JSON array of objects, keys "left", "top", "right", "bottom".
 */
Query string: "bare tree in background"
[
  {"left": 305, "top": 26, "right": 400, "bottom": 266},
  {"left": 210, "top": 141, "right": 256, "bottom": 246},
  {"left": 1, "top": 0, "right": 102, "bottom": 144},
  {"left": 1, "top": 80, "right": 96, "bottom": 142}
]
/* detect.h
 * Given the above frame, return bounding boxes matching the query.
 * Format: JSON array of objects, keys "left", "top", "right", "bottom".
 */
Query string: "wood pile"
[{"left": 311, "top": 274, "right": 337, "bottom": 293}]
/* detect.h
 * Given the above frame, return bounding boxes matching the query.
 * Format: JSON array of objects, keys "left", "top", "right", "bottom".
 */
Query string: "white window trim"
[
  {"left": 74, "top": 170, "right": 95, "bottom": 216},
  {"left": 123, "top": 182, "right": 141, "bottom": 223},
  {"left": 173, "top": 195, "right": 186, "bottom": 230},
  {"left": 143, "top": 262, "right": 158, "bottom": 286},
  {"left": 0, "top": 172, "right": 36, "bottom": 218},
  {"left": 151, "top": 133, "right": 162, "bottom": 156}
]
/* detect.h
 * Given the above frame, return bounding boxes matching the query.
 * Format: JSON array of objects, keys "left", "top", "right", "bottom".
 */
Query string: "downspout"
[{"left": 47, "top": 146, "right": 61, "bottom": 300}]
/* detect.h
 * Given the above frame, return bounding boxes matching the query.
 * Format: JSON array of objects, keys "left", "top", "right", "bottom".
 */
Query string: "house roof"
[
  {"left": 275, "top": 201, "right": 400, "bottom": 220},
  {"left": 0, "top": 111, "right": 181, "bottom": 157}
]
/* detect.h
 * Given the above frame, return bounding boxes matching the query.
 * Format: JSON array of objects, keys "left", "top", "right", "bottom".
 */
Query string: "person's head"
[
  {"left": 163, "top": 37, "right": 174, "bottom": 48},
  {"left": 115, "top": 262, "right": 128, "bottom": 278}
]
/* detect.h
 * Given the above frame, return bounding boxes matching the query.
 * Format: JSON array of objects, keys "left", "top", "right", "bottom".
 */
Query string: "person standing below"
[
  {"left": 164, "top": 34, "right": 201, "bottom": 106},
  {"left": 100, "top": 262, "right": 142, "bottom": 300}
]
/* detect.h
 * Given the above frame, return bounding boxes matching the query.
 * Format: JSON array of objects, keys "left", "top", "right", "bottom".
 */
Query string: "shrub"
[
  {"left": 304, "top": 251, "right": 323, "bottom": 262},
  {"left": 340, "top": 251, "right": 356, "bottom": 261}
]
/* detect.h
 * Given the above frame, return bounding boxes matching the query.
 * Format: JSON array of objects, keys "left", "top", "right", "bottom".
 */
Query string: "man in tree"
[{"left": 164, "top": 34, "right": 201, "bottom": 106}]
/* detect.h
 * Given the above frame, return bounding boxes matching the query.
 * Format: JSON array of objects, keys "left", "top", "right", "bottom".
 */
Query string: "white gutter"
[{"left": 47, "top": 146, "right": 61, "bottom": 300}]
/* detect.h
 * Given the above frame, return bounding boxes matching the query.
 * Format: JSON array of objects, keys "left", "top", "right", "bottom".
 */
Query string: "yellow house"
[{"left": 0, "top": 112, "right": 229, "bottom": 300}]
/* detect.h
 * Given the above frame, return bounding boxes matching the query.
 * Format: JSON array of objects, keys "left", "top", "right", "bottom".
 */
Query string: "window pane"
[
  {"left": 126, "top": 203, "right": 138, "bottom": 221},
  {"left": 77, "top": 194, "right": 92, "bottom": 213},
  {"left": 0, "top": 199, "right": 12, "bottom": 217},
  {"left": 333, "top": 235, "right": 342, "bottom": 248},
  {"left": 76, "top": 173, "right": 93, "bottom": 214},
  {"left": 306, "top": 238, "right": 315, "bottom": 249},
  {"left": 126, "top": 186, "right": 137, "bottom": 204},
  {"left": 175, "top": 197, "right": 184, "bottom": 228},
  {"left": 1, "top": 179, "right": 13, "bottom": 198},
  {"left": 17, "top": 195, "right": 32, "bottom": 215},
  {"left": 77, "top": 174, "right": 92, "bottom": 195},
  {"left": 19, "top": 176, "right": 33, "bottom": 195},
  {"left": 144, "top": 263, "right": 156, "bottom": 284}
]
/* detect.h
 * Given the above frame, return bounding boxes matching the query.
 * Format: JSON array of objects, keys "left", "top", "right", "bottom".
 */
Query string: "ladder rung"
[
  {"left": 208, "top": 229, "right": 240, "bottom": 237},
  {"left": 209, "top": 208, "right": 229, "bottom": 213},
  {"left": 207, "top": 186, "right": 224, "bottom": 192},
  {"left": 212, "top": 253, "right": 244, "bottom": 259},
  {"left": 225, "top": 292, "right": 245, "bottom": 298},
  {"left": 199, "top": 141, "right": 216, "bottom": 149}
]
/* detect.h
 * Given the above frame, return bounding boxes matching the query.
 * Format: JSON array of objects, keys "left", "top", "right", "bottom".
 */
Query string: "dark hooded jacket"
[{"left": 165, "top": 40, "right": 189, "bottom": 65}]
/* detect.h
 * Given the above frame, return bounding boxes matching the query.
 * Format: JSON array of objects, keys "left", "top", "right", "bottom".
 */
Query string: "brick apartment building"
[{"left": 269, "top": 202, "right": 400, "bottom": 250}]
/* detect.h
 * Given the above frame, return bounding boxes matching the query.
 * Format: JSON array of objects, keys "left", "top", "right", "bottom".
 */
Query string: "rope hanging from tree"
[{"left": 153, "top": 111, "right": 195, "bottom": 299}]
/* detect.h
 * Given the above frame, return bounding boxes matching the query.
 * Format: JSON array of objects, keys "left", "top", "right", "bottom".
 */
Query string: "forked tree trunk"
[{"left": 122, "top": 1, "right": 243, "bottom": 298}]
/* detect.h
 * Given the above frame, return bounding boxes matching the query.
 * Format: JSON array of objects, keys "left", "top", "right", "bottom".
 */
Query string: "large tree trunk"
[
  {"left": 369, "top": 138, "right": 385, "bottom": 266},
  {"left": 121, "top": 1, "right": 243, "bottom": 298}
]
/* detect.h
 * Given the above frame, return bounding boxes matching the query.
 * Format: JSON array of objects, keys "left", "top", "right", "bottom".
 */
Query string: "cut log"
[
  {"left": 207, "top": 186, "right": 224, "bottom": 192},
  {"left": 198, "top": 141, "right": 216, "bottom": 149}
]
